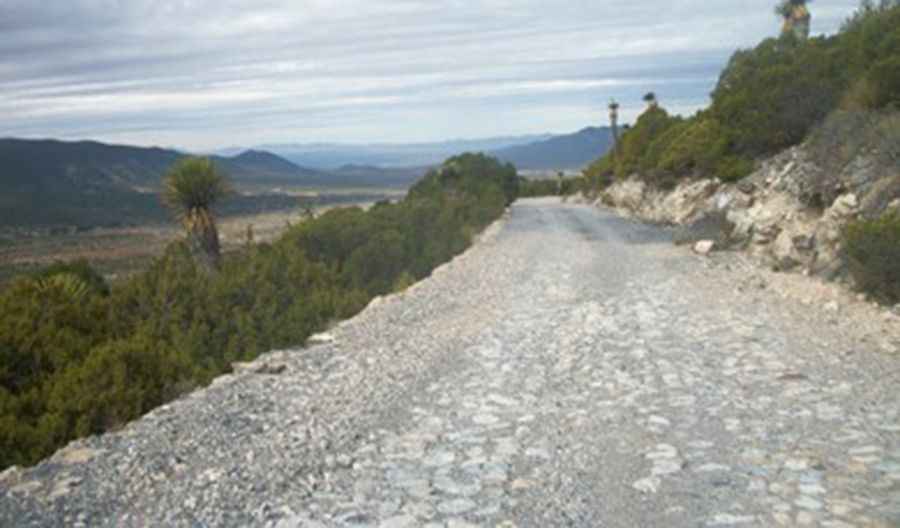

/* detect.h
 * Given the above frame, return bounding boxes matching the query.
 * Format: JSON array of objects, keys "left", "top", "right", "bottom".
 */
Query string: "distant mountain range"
[
  {"left": 0, "top": 127, "right": 612, "bottom": 228},
  {"left": 0, "top": 139, "right": 322, "bottom": 228},
  {"left": 491, "top": 127, "right": 613, "bottom": 171},
  {"left": 250, "top": 134, "right": 554, "bottom": 170},
  {"left": 0, "top": 139, "right": 325, "bottom": 192},
  {"left": 248, "top": 127, "right": 612, "bottom": 172}
]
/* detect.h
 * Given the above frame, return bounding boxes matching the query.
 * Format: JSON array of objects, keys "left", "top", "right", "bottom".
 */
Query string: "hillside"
[
  {"left": 0, "top": 153, "right": 519, "bottom": 475},
  {"left": 492, "top": 127, "right": 614, "bottom": 170},
  {"left": 578, "top": 2, "right": 900, "bottom": 303},
  {"left": 221, "top": 149, "right": 327, "bottom": 183},
  {"left": 0, "top": 139, "right": 182, "bottom": 193},
  {"left": 0, "top": 139, "right": 400, "bottom": 228},
  {"left": 584, "top": 3, "right": 900, "bottom": 187},
  {"left": 0, "top": 139, "right": 326, "bottom": 192}
]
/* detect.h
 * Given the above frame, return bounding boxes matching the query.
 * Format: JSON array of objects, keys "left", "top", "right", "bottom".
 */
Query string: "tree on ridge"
[{"left": 776, "top": 0, "right": 812, "bottom": 39}]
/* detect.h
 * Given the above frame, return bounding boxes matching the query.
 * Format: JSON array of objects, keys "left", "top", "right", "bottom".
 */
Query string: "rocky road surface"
[{"left": 2, "top": 198, "right": 899, "bottom": 527}]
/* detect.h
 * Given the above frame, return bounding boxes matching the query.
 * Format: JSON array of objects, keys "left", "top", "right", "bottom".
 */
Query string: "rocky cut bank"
[{"left": 597, "top": 110, "right": 900, "bottom": 283}]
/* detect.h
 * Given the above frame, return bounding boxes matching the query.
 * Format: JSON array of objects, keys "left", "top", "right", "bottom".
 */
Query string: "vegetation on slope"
[
  {"left": 584, "top": 1, "right": 900, "bottom": 189},
  {"left": 844, "top": 211, "right": 900, "bottom": 303},
  {"left": 0, "top": 153, "right": 517, "bottom": 470}
]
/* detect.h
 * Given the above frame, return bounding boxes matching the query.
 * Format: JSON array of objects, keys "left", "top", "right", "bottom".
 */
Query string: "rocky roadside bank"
[{"left": 585, "top": 143, "right": 900, "bottom": 332}]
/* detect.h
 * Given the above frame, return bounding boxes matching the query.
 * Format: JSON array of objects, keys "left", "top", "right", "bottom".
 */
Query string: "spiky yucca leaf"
[
  {"left": 775, "top": 0, "right": 809, "bottom": 18},
  {"left": 161, "top": 157, "right": 231, "bottom": 225},
  {"left": 34, "top": 273, "right": 90, "bottom": 302}
]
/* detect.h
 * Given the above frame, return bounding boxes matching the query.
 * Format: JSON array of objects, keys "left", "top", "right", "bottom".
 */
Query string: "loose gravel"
[{"left": 1, "top": 198, "right": 898, "bottom": 527}]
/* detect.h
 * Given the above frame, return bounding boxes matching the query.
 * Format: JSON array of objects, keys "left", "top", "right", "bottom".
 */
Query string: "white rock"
[
  {"left": 379, "top": 514, "right": 418, "bottom": 528},
  {"left": 795, "top": 496, "right": 824, "bottom": 511},
  {"left": 707, "top": 513, "right": 757, "bottom": 526},
  {"left": 632, "top": 476, "right": 661, "bottom": 494},
  {"left": 0, "top": 466, "right": 21, "bottom": 486},
  {"left": 694, "top": 240, "right": 716, "bottom": 255},
  {"left": 652, "top": 460, "right": 684, "bottom": 476},
  {"left": 798, "top": 483, "right": 827, "bottom": 495},
  {"left": 646, "top": 444, "right": 679, "bottom": 460},
  {"left": 784, "top": 458, "right": 809, "bottom": 471},
  {"left": 648, "top": 415, "right": 671, "bottom": 427},
  {"left": 695, "top": 463, "right": 731, "bottom": 473},
  {"left": 307, "top": 332, "right": 335, "bottom": 344}
]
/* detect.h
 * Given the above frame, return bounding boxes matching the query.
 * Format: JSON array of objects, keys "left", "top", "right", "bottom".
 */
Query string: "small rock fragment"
[
  {"left": 694, "top": 240, "right": 716, "bottom": 255},
  {"left": 308, "top": 332, "right": 336, "bottom": 344},
  {"left": 632, "top": 476, "right": 661, "bottom": 494}
]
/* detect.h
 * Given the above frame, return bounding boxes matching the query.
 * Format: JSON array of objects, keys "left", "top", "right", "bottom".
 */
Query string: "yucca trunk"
[{"left": 185, "top": 208, "right": 221, "bottom": 272}]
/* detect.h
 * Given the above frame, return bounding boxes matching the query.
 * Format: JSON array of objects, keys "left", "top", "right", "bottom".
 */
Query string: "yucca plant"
[
  {"left": 776, "top": 0, "right": 811, "bottom": 39},
  {"left": 161, "top": 157, "right": 232, "bottom": 271},
  {"left": 34, "top": 273, "right": 90, "bottom": 302},
  {"left": 608, "top": 99, "right": 620, "bottom": 156}
]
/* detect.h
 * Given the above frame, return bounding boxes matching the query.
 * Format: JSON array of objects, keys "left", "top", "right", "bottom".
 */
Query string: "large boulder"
[
  {"left": 772, "top": 224, "right": 816, "bottom": 270},
  {"left": 603, "top": 178, "right": 648, "bottom": 213}
]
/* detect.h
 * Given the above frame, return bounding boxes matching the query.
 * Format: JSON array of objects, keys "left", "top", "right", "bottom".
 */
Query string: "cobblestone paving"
[{"left": 1, "top": 199, "right": 898, "bottom": 527}]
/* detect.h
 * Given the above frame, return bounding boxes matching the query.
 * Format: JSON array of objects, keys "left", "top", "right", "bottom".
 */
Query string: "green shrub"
[
  {"left": 865, "top": 55, "right": 900, "bottom": 109},
  {"left": 582, "top": 3, "right": 900, "bottom": 192},
  {"left": 31, "top": 259, "right": 110, "bottom": 297},
  {"left": 582, "top": 155, "right": 615, "bottom": 191},
  {"left": 657, "top": 118, "right": 729, "bottom": 175},
  {"left": 844, "top": 211, "right": 900, "bottom": 303},
  {"left": 709, "top": 37, "right": 844, "bottom": 158},
  {"left": 614, "top": 106, "right": 682, "bottom": 179},
  {"left": 0, "top": 152, "right": 518, "bottom": 471}
]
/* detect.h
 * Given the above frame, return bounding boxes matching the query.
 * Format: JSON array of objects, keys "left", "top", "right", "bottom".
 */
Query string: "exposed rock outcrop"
[{"left": 598, "top": 142, "right": 899, "bottom": 280}]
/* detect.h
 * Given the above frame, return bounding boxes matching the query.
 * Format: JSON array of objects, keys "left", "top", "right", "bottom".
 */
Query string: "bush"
[
  {"left": 657, "top": 118, "right": 729, "bottom": 175},
  {"left": 865, "top": 56, "right": 900, "bottom": 109},
  {"left": 31, "top": 259, "right": 110, "bottom": 297},
  {"left": 582, "top": 3, "right": 900, "bottom": 192},
  {"left": 614, "top": 106, "right": 682, "bottom": 179},
  {"left": 844, "top": 211, "right": 900, "bottom": 303},
  {"left": 710, "top": 37, "right": 844, "bottom": 158},
  {"left": 0, "top": 152, "right": 518, "bottom": 470}
]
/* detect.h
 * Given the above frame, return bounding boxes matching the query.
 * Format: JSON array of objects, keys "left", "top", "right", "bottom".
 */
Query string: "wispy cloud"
[{"left": 0, "top": 0, "right": 861, "bottom": 149}]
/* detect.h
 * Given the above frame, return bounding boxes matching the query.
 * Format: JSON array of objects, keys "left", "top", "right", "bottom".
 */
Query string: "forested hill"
[
  {"left": 0, "top": 139, "right": 391, "bottom": 228},
  {"left": 0, "top": 139, "right": 326, "bottom": 192}
]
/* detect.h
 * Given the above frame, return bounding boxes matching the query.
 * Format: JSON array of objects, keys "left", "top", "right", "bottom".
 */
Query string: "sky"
[{"left": 0, "top": 0, "right": 862, "bottom": 150}]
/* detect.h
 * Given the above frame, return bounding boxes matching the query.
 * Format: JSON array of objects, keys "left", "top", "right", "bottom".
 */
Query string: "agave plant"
[{"left": 161, "top": 157, "right": 231, "bottom": 271}]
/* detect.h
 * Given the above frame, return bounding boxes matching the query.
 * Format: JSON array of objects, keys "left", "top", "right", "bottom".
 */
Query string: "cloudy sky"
[{"left": 1, "top": 0, "right": 860, "bottom": 150}]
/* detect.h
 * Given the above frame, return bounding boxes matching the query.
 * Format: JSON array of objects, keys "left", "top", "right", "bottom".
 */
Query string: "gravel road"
[{"left": 2, "top": 198, "right": 898, "bottom": 527}]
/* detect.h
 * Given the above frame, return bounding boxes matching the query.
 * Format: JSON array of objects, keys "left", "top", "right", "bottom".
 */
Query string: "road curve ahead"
[{"left": 2, "top": 198, "right": 899, "bottom": 527}]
